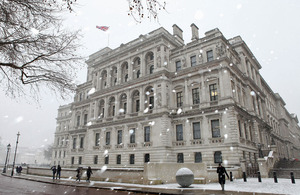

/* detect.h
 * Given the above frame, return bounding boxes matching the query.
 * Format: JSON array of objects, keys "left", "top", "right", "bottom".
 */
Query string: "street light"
[
  {"left": 11, "top": 132, "right": 20, "bottom": 177},
  {"left": 2, "top": 143, "right": 11, "bottom": 173}
]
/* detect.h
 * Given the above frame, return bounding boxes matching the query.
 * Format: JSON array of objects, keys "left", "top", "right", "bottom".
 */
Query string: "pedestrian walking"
[
  {"left": 16, "top": 166, "right": 19, "bottom": 175},
  {"left": 18, "top": 166, "right": 22, "bottom": 175},
  {"left": 217, "top": 163, "right": 229, "bottom": 191},
  {"left": 86, "top": 166, "right": 93, "bottom": 182},
  {"left": 75, "top": 167, "right": 82, "bottom": 182},
  {"left": 51, "top": 165, "right": 57, "bottom": 180},
  {"left": 56, "top": 165, "right": 61, "bottom": 180}
]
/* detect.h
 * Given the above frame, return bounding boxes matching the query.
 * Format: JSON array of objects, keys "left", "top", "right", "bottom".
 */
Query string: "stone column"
[
  {"left": 140, "top": 86, "right": 145, "bottom": 114},
  {"left": 128, "top": 58, "right": 133, "bottom": 81},
  {"left": 104, "top": 96, "right": 109, "bottom": 119},
  {"left": 141, "top": 53, "right": 145, "bottom": 77},
  {"left": 117, "top": 63, "right": 122, "bottom": 85},
  {"left": 184, "top": 79, "right": 189, "bottom": 108},
  {"left": 127, "top": 93, "right": 132, "bottom": 116},
  {"left": 161, "top": 80, "right": 167, "bottom": 108}
]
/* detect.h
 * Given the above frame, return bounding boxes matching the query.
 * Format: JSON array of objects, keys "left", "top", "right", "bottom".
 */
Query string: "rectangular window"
[
  {"left": 106, "top": 132, "right": 110, "bottom": 145},
  {"left": 244, "top": 123, "right": 248, "bottom": 140},
  {"left": 176, "top": 60, "right": 181, "bottom": 71},
  {"left": 80, "top": 137, "right": 84, "bottom": 148},
  {"left": 95, "top": 133, "right": 100, "bottom": 146},
  {"left": 130, "top": 154, "right": 135, "bottom": 164},
  {"left": 209, "top": 84, "right": 218, "bottom": 101},
  {"left": 116, "top": 155, "right": 121, "bottom": 164},
  {"left": 59, "top": 151, "right": 61, "bottom": 158},
  {"left": 238, "top": 120, "right": 242, "bottom": 138},
  {"left": 195, "top": 152, "right": 202, "bottom": 163},
  {"left": 211, "top": 119, "right": 220, "bottom": 138},
  {"left": 144, "top": 153, "right": 150, "bottom": 163},
  {"left": 177, "top": 153, "right": 184, "bottom": 163},
  {"left": 192, "top": 88, "right": 200, "bottom": 104},
  {"left": 214, "top": 151, "right": 222, "bottom": 163},
  {"left": 78, "top": 156, "right": 82, "bottom": 165},
  {"left": 72, "top": 138, "right": 76, "bottom": 149},
  {"left": 123, "top": 103, "right": 127, "bottom": 114},
  {"left": 176, "top": 92, "right": 183, "bottom": 107},
  {"left": 193, "top": 122, "right": 201, "bottom": 139},
  {"left": 94, "top": 155, "right": 98, "bottom": 164},
  {"left": 117, "top": 130, "right": 122, "bottom": 144},
  {"left": 130, "top": 129, "right": 135, "bottom": 143},
  {"left": 144, "top": 126, "right": 150, "bottom": 142},
  {"left": 207, "top": 50, "right": 213, "bottom": 62},
  {"left": 112, "top": 105, "right": 115, "bottom": 116},
  {"left": 55, "top": 151, "right": 57, "bottom": 158},
  {"left": 63, "top": 151, "right": 66, "bottom": 158},
  {"left": 190, "top": 55, "right": 196, "bottom": 66},
  {"left": 149, "top": 96, "right": 154, "bottom": 109},
  {"left": 83, "top": 114, "right": 88, "bottom": 125},
  {"left": 105, "top": 155, "right": 109, "bottom": 164},
  {"left": 136, "top": 100, "right": 140, "bottom": 112},
  {"left": 71, "top": 157, "right": 74, "bottom": 165},
  {"left": 76, "top": 116, "right": 80, "bottom": 126},
  {"left": 176, "top": 124, "right": 183, "bottom": 141}
]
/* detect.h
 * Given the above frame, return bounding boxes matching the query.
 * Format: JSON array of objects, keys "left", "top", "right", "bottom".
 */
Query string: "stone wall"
[{"left": 26, "top": 164, "right": 242, "bottom": 185}]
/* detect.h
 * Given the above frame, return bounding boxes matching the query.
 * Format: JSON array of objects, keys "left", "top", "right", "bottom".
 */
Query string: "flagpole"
[{"left": 108, "top": 33, "right": 109, "bottom": 47}]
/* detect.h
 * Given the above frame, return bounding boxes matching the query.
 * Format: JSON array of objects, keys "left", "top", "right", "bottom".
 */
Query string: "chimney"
[
  {"left": 190, "top": 23, "right": 199, "bottom": 41},
  {"left": 172, "top": 24, "right": 184, "bottom": 44}
]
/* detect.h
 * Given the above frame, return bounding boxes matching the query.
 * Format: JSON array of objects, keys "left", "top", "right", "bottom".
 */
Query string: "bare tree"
[
  {"left": 0, "top": 0, "right": 83, "bottom": 100},
  {"left": 62, "top": 0, "right": 166, "bottom": 23},
  {"left": 127, "top": 0, "right": 166, "bottom": 23}
]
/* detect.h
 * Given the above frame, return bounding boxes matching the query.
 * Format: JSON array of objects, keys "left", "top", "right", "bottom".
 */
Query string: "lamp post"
[
  {"left": 11, "top": 132, "right": 20, "bottom": 177},
  {"left": 2, "top": 143, "right": 11, "bottom": 173}
]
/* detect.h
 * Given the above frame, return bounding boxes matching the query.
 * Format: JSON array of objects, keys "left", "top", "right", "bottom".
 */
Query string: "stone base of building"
[{"left": 27, "top": 163, "right": 243, "bottom": 185}]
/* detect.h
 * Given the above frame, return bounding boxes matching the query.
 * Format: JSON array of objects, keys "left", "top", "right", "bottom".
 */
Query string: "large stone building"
[{"left": 52, "top": 24, "right": 300, "bottom": 176}]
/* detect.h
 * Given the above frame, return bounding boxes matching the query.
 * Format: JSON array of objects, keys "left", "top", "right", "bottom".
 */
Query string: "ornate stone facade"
[{"left": 52, "top": 24, "right": 300, "bottom": 174}]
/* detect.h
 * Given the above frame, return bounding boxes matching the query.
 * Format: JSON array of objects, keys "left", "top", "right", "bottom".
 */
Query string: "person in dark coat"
[
  {"left": 76, "top": 167, "right": 82, "bottom": 182},
  {"left": 18, "top": 166, "right": 22, "bottom": 174},
  {"left": 86, "top": 166, "right": 93, "bottom": 182},
  {"left": 51, "top": 165, "right": 57, "bottom": 180},
  {"left": 217, "top": 163, "right": 229, "bottom": 191},
  {"left": 56, "top": 165, "right": 61, "bottom": 180}
]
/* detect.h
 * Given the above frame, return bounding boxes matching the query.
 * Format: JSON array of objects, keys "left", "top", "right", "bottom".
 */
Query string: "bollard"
[
  {"left": 257, "top": 171, "right": 262, "bottom": 182},
  {"left": 243, "top": 172, "right": 247, "bottom": 182},
  {"left": 290, "top": 172, "right": 295, "bottom": 184},
  {"left": 230, "top": 171, "right": 233, "bottom": 181},
  {"left": 273, "top": 171, "right": 278, "bottom": 183}
]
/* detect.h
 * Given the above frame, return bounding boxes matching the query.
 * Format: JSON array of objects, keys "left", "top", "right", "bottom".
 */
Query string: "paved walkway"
[{"left": 1, "top": 173, "right": 288, "bottom": 195}]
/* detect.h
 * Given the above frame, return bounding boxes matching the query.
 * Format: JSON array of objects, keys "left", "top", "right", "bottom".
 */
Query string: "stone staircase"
[{"left": 270, "top": 159, "right": 300, "bottom": 179}]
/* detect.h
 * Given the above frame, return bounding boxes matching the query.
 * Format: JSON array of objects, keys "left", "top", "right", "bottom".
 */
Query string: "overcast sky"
[{"left": 1, "top": 0, "right": 300, "bottom": 151}]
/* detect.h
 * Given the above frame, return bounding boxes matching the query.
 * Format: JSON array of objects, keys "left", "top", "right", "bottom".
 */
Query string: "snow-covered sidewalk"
[
  {"left": 154, "top": 178, "right": 300, "bottom": 195},
  {"left": 5, "top": 173, "right": 300, "bottom": 195}
]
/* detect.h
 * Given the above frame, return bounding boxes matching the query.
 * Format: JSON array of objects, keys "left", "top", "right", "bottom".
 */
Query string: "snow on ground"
[
  {"left": 18, "top": 174, "right": 300, "bottom": 195},
  {"left": 154, "top": 178, "right": 300, "bottom": 195}
]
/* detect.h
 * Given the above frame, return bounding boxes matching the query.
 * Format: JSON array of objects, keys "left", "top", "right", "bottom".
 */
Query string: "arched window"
[
  {"left": 145, "top": 87, "right": 154, "bottom": 111},
  {"left": 100, "top": 70, "right": 107, "bottom": 89},
  {"left": 98, "top": 100, "right": 105, "bottom": 118},
  {"left": 132, "top": 90, "right": 140, "bottom": 113},
  {"left": 137, "top": 70, "right": 141, "bottom": 78},
  {"left": 108, "top": 97, "right": 115, "bottom": 117},
  {"left": 149, "top": 65, "right": 154, "bottom": 74},
  {"left": 111, "top": 66, "right": 117, "bottom": 86},
  {"left": 121, "top": 62, "right": 129, "bottom": 83},
  {"left": 120, "top": 93, "right": 127, "bottom": 115}
]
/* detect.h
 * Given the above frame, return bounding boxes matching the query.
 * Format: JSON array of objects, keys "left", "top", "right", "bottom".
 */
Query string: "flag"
[{"left": 96, "top": 26, "right": 109, "bottom": 31}]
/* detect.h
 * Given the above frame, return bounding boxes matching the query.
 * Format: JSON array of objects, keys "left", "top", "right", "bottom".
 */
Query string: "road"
[{"left": 0, "top": 175, "right": 150, "bottom": 195}]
